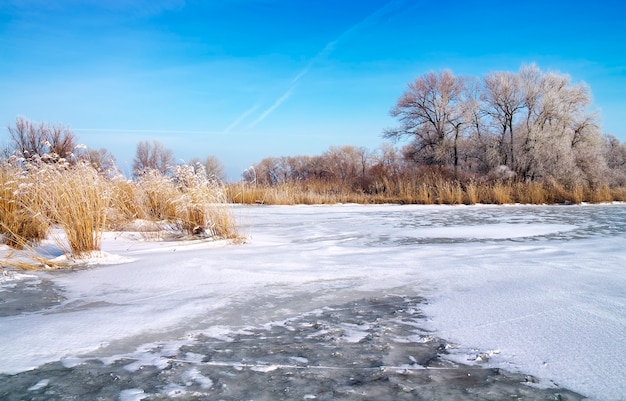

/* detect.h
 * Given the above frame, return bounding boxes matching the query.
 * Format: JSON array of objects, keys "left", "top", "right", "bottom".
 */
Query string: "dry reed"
[
  {"left": 227, "top": 179, "right": 626, "bottom": 206},
  {"left": 2, "top": 160, "right": 240, "bottom": 269},
  {"left": 0, "top": 161, "right": 49, "bottom": 248},
  {"left": 30, "top": 162, "right": 111, "bottom": 257}
]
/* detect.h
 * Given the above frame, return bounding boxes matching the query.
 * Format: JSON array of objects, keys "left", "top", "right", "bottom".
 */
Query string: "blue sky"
[{"left": 1, "top": 0, "right": 625, "bottom": 179}]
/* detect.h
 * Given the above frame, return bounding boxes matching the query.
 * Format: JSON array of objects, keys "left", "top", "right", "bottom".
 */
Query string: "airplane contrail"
[
  {"left": 231, "top": 0, "right": 407, "bottom": 130},
  {"left": 246, "top": 87, "right": 294, "bottom": 129},
  {"left": 223, "top": 103, "right": 260, "bottom": 134}
]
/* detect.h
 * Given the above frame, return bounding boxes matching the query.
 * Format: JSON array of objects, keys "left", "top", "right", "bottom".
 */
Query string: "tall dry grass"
[
  {"left": 36, "top": 162, "right": 111, "bottom": 256},
  {"left": 2, "top": 159, "right": 240, "bottom": 269},
  {"left": 0, "top": 161, "right": 49, "bottom": 248},
  {"left": 463, "top": 182, "right": 479, "bottom": 205},
  {"left": 227, "top": 181, "right": 369, "bottom": 205},
  {"left": 227, "top": 178, "right": 626, "bottom": 206},
  {"left": 169, "top": 165, "right": 239, "bottom": 238},
  {"left": 109, "top": 166, "right": 239, "bottom": 240}
]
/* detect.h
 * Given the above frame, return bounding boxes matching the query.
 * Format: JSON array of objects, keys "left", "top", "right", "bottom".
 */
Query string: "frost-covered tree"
[
  {"left": 6, "top": 117, "right": 77, "bottom": 162},
  {"left": 82, "top": 147, "right": 118, "bottom": 175},
  {"left": 603, "top": 134, "right": 626, "bottom": 185},
  {"left": 481, "top": 71, "right": 524, "bottom": 171},
  {"left": 513, "top": 65, "right": 605, "bottom": 185},
  {"left": 385, "top": 70, "right": 467, "bottom": 168},
  {"left": 204, "top": 155, "right": 226, "bottom": 181},
  {"left": 323, "top": 146, "right": 370, "bottom": 181},
  {"left": 387, "top": 64, "right": 613, "bottom": 187},
  {"left": 133, "top": 139, "right": 175, "bottom": 175}
]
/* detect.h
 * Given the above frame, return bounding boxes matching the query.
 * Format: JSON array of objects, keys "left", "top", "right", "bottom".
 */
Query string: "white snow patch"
[
  {"left": 27, "top": 379, "right": 49, "bottom": 391},
  {"left": 183, "top": 352, "right": 205, "bottom": 363},
  {"left": 119, "top": 388, "right": 147, "bottom": 401},
  {"left": 183, "top": 367, "right": 213, "bottom": 389},
  {"left": 289, "top": 356, "right": 309, "bottom": 364},
  {"left": 1, "top": 270, "right": 37, "bottom": 284},
  {"left": 250, "top": 364, "right": 279, "bottom": 372},
  {"left": 340, "top": 323, "right": 370, "bottom": 343},
  {"left": 50, "top": 251, "right": 134, "bottom": 266},
  {"left": 61, "top": 356, "right": 87, "bottom": 368}
]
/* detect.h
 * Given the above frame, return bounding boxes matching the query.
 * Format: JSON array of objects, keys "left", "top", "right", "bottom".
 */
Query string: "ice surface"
[
  {"left": 1, "top": 204, "right": 625, "bottom": 400},
  {"left": 0, "top": 295, "right": 585, "bottom": 400}
]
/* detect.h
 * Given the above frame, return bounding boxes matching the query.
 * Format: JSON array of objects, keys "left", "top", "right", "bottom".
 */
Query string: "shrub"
[
  {"left": 118, "top": 167, "right": 240, "bottom": 239},
  {"left": 171, "top": 165, "right": 238, "bottom": 238}
]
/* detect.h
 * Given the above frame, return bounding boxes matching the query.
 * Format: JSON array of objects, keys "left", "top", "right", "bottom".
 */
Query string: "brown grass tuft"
[
  {"left": 0, "top": 161, "right": 49, "bottom": 248},
  {"left": 3, "top": 160, "right": 241, "bottom": 269},
  {"left": 34, "top": 162, "right": 111, "bottom": 256}
]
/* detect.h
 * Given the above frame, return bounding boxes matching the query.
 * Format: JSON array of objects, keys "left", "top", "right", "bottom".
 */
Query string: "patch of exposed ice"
[
  {"left": 289, "top": 356, "right": 309, "bottom": 364},
  {"left": 61, "top": 356, "right": 87, "bottom": 368}
]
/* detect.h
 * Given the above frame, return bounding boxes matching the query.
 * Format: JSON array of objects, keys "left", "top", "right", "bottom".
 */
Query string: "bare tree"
[
  {"left": 323, "top": 146, "right": 369, "bottom": 181},
  {"left": 481, "top": 71, "right": 524, "bottom": 171},
  {"left": 6, "top": 117, "right": 77, "bottom": 162},
  {"left": 81, "top": 147, "right": 118, "bottom": 175},
  {"left": 204, "top": 155, "right": 226, "bottom": 181},
  {"left": 513, "top": 65, "right": 604, "bottom": 185},
  {"left": 132, "top": 139, "right": 175, "bottom": 175},
  {"left": 385, "top": 70, "right": 466, "bottom": 169},
  {"left": 603, "top": 134, "right": 626, "bottom": 185},
  {"left": 48, "top": 124, "right": 77, "bottom": 160}
]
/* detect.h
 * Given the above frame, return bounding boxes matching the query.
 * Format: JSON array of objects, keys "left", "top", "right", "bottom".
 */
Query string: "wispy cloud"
[
  {"left": 223, "top": 103, "right": 260, "bottom": 134},
  {"left": 246, "top": 87, "right": 294, "bottom": 128},
  {"left": 234, "top": 0, "right": 407, "bottom": 130}
]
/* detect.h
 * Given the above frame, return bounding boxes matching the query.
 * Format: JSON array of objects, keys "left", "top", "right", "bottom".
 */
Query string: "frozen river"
[{"left": 1, "top": 204, "right": 625, "bottom": 400}]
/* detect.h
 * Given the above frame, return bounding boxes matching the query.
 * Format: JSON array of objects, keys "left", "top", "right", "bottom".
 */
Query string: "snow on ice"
[{"left": 1, "top": 204, "right": 625, "bottom": 400}]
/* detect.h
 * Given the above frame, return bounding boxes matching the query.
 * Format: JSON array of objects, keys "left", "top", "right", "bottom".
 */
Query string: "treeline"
[
  {"left": 1, "top": 117, "right": 226, "bottom": 180},
  {"left": 239, "top": 65, "right": 626, "bottom": 204},
  {"left": 3, "top": 64, "right": 626, "bottom": 208}
]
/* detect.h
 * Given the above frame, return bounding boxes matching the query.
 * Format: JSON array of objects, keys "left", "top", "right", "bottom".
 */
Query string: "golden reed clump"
[{"left": 1, "top": 159, "right": 240, "bottom": 269}]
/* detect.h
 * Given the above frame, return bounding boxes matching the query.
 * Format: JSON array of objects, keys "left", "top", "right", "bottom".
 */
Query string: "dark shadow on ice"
[
  {"left": 0, "top": 276, "right": 65, "bottom": 317},
  {"left": 0, "top": 296, "right": 584, "bottom": 401}
]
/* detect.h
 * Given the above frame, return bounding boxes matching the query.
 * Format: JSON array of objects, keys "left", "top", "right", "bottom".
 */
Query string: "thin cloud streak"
[
  {"left": 244, "top": 0, "right": 406, "bottom": 129},
  {"left": 223, "top": 103, "right": 261, "bottom": 134},
  {"left": 246, "top": 87, "right": 294, "bottom": 129}
]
